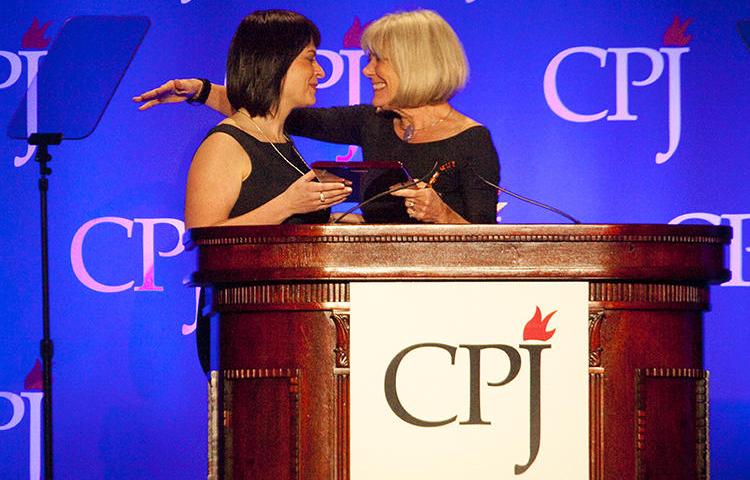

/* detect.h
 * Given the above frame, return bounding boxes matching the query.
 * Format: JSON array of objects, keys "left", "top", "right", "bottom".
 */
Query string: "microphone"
[
  {"left": 331, "top": 161, "right": 581, "bottom": 225},
  {"left": 474, "top": 174, "right": 581, "bottom": 224}
]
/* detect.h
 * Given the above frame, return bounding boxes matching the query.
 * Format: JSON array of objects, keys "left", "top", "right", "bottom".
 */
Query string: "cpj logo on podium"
[{"left": 350, "top": 282, "right": 589, "bottom": 479}]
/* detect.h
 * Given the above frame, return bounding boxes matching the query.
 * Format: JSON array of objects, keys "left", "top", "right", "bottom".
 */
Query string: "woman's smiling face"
[
  {"left": 280, "top": 42, "right": 325, "bottom": 110},
  {"left": 362, "top": 52, "right": 400, "bottom": 108}
]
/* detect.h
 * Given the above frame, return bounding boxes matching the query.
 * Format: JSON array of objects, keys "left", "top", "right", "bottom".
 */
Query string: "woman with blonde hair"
[{"left": 135, "top": 9, "right": 499, "bottom": 224}]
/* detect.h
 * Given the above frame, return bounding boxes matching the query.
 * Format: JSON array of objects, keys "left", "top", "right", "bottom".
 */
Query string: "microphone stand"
[{"left": 30, "top": 132, "right": 62, "bottom": 480}]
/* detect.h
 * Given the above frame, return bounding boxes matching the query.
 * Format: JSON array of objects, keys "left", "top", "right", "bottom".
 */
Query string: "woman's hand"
[
  {"left": 280, "top": 171, "right": 352, "bottom": 215},
  {"left": 390, "top": 182, "right": 468, "bottom": 224},
  {"left": 132, "top": 79, "right": 203, "bottom": 110}
]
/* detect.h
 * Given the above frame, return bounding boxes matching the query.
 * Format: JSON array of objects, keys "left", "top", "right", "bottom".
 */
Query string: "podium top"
[{"left": 185, "top": 224, "right": 731, "bottom": 285}]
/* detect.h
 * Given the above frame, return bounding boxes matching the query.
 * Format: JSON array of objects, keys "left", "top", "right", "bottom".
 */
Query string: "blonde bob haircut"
[{"left": 361, "top": 10, "right": 469, "bottom": 108}]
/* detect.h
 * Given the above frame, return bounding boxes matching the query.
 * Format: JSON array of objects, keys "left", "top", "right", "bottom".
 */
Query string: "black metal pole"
[
  {"left": 37, "top": 143, "right": 53, "bottom": 480},
  {"left": 30, "top": 133, "right": 61, "bottom": 480}
]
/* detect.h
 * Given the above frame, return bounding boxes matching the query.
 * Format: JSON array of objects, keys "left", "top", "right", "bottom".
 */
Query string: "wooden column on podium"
[{"left": 186, "top": 224, "right": 730, "bottom": 480}]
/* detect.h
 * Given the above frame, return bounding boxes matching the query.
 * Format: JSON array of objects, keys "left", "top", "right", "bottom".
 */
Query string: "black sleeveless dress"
[
  {"left": 210, "top": 124, "right": 330, "bottom": 224},
  {"left": 197, "top": 124, "right": 329, "bottom": 374}
]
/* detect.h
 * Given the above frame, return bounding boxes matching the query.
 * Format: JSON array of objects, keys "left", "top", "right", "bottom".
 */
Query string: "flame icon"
[
  {"left": 663, "top": 15, "right": 693, "bottom": 47},
  {"left": 24, "top": 359, "right": 43, "bottom": 390},
  {"left": 22, "top": 18, "right": 52, "bottom": 50},
  {"left": 343, "top": 17, "right": 372, "bottom": 49},
  {"left": 522, "top": 307, "right": 557, "bottom": 342}
]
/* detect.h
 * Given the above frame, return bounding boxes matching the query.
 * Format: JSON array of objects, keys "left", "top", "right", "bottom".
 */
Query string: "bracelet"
[{"left": 187, "top": 78, "right": 211, "bottom": 105}]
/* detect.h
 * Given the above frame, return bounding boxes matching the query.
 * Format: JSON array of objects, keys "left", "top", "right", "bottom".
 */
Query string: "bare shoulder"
[
  {"left": 195, "top": 121, "right": 246, "bottom": 159},
  {"left": 192, "top": 121, "right": 252, "bottom": 179}
]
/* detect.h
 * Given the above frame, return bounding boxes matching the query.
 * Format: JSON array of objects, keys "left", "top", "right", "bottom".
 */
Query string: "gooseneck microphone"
[
  {"left": 474, "top": 174, "right": 581, "bottom": 224},
  {"left": 331, "top": 160, "right": 581, "bottom": 225}
]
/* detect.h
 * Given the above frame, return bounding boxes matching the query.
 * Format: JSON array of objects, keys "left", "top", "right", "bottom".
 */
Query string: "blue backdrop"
[{"left": 1, "top": 0, "right": 748, "bottom": 478}]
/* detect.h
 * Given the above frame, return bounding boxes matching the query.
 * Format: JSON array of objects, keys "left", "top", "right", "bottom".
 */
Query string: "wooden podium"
[{"left": 186, "top": 224, "right": 730, "bottom": 480}]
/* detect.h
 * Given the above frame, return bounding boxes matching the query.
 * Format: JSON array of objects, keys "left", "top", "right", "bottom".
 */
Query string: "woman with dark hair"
[
  {"left": 183, "top": 9, "right": 351, "bottom": 229},
  {"left": 184, "top": 10, "right": 355, "bottom": 374},
  {"left": 135, "top": 10, "right": 499, "bottom": 225}
]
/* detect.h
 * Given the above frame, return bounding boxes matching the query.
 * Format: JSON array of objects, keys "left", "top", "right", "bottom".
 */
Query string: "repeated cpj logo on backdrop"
[
  {"left": 543, "top": 15, "right": 749, "bottom": 284},
  {"left": 2, "top": 5, "right": 749, "bottom": 479},
  {"left": 544, "top": 16, "right": 692, "bottom": 164},
  {"left": 4, "top": 15, "right": 749, "bottom": 351}
]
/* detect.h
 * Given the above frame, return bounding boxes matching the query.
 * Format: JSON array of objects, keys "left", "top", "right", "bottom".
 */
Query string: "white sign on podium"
[{"left": 350, "top": 281, "right": 589, "bottom": 479}]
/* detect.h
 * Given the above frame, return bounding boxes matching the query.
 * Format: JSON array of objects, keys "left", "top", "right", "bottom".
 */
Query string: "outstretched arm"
[
  {"left": 134, "top": 79, "right": 369, "bottom": 146},
  {"left": 133, "top": 79, "right": 233, "bottom": 116}
]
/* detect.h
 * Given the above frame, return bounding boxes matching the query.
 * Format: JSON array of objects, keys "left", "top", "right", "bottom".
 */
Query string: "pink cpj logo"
[
  {"left": 544, "top": 16, "right": 692, "bottom": 164},
  {"left": 1, "top": 19, "right": 52, "bottom": 168},
  {"left": 70, "top": 217, "right": 202, "bottom": 334},
  {"left": 70, "top": 217, "right": 185, "bottom": 293},
  {"left": 0, "top": 360, "right": 44, "bottom": 479}
]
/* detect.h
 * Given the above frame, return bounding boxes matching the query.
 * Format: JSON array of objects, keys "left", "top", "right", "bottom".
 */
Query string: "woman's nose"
[{"left": 362, "top": 59, "right": 375, "bottom": 77}]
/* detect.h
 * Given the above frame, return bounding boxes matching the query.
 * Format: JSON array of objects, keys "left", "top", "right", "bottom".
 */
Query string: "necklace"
[
  {"left": 237, "top": 109, "right": 308, "bottom": 176},
  {"left": 400, "top": 107, "right": 454, "bottom": 143}
]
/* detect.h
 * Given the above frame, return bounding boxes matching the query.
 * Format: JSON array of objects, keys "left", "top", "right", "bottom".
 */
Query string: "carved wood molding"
[
  {"left": 331, "top": 309, "right": 351, "bottom": 480},
  {"left": 635, "top": 368, "right": 709, "bottom": 480},
  {"left": 589, "top": 310, "right": 605, "bottom": 367},
  {"left": 213, "top": 282, "right": 708, "bottom": 309},
  {"left": 590, "top": 283, "right": 708, "bottom": 306},
  {"left": 331, "top": 310, "right": 350, "bottom": 369},
  {"left": 216, "top": 283, "right": 350, "bottom": 306},
  {"left": 195, "top": 233, "right": 728, "bottom": 246},
  {"left": 189, "top": 224, "right": 729, "bottom": 247},
  {"left": 224, "top": 367, "right": 302, "bottom": 380}
]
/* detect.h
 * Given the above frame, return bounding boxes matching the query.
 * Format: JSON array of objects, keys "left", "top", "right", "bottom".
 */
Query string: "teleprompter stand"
[
  {"left": 30, "top": 132, "right": 61, "bottom": 480},
  {"left": 7, "top": 16, "right": 150, "bottom": 479}
]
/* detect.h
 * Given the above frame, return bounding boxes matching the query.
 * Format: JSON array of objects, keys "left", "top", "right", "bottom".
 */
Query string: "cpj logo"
[
  {"left": 69, "top": 217, "right": 198, "bottom": 334},
  {"left": 0, "top": 360, "right": 43, "bottom": 480},
  {"left": 384, "top": 307, "right": 557, "bottom": 475},
  {"left": 544, "top": 16, "right": 692, "bottom": 164},
  {"left": 71, "top": 217, "right": 185, "bottom": 294},
  {"left": 1, "top": 19, "right": 51, "bottom": 168}
]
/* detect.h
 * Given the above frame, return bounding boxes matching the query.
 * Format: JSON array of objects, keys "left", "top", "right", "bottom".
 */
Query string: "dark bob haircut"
[{"left": 226, "top": 10, "right": 321, "bottom": 116}]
